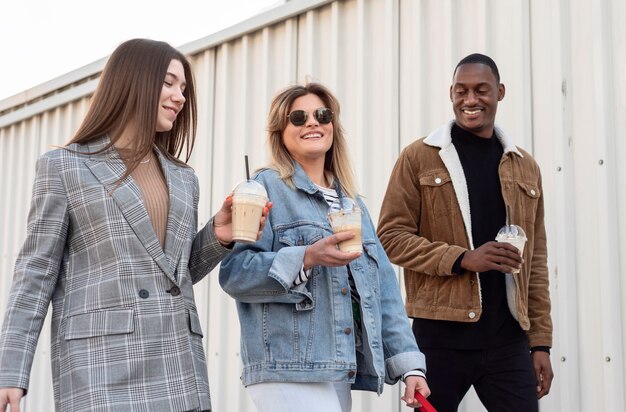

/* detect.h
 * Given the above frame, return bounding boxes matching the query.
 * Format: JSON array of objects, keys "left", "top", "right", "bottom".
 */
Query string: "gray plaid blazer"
[{"left": 0, "top": 136, "right": 229, "bottom": 411}]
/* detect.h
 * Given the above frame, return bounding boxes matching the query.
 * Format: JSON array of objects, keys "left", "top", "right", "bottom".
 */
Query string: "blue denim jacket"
[{"left": 219, "top": 163, "right": 426, "bottom": 394}]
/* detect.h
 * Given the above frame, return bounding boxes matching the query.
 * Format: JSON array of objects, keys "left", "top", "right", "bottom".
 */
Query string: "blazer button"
[
  {"left": 168, "top": 287, "right": 182, "bottom": 296},
  {"left": 348, "top": 371, "right": 356, "bottom": 378},
  {"left": 138, "top": 289, "right": 149, "bottom": 299},
  {"left": 344, "top": 327, "right": 352, "bottom": 335},
  {"left": 341, "top": 287, "right": 348, "bottom": 295},
  {"left": 468, "top": 312, "right": 476, "bottom": 319}
]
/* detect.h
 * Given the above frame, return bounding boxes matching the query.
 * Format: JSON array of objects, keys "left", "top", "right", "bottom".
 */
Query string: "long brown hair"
[
  {"left": 68, "top": 38, "right": 197, "bottom": 176},
  {"left": 266, "top": 82, "right": 358, "bottom": 198}
]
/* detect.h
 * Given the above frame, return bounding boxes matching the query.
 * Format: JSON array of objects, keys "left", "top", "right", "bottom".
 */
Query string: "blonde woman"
[{"left": 220, "top": 83, "right": 430, "bottom": 411}]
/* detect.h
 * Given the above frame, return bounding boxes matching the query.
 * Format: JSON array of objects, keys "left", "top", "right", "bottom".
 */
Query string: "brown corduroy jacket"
[{"left": 377, "top": 121, "right": 552, "bottom": 348}]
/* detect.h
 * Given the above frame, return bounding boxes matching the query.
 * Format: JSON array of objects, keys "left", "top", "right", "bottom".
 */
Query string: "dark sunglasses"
[{"left": 287, "top": 108, "right": 334, "bottom": 126}]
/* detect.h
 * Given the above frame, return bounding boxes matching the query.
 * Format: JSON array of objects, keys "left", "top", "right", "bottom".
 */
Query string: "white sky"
[{"left": 0, "top": 0, "right": 283, "bottom": 101}]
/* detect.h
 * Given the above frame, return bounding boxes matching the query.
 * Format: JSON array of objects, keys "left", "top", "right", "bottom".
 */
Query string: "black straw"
[{"left": 245, "top": 155, "right": 250, "bottom": 180}]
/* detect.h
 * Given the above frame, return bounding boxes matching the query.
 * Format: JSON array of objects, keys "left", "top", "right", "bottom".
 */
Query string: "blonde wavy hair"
[{"left": 266, "top": 82, "right": 358, "bottom": 198}]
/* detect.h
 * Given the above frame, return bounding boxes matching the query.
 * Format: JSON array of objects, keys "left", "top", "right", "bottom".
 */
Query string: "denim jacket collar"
[
  {"left": 292, "top": 161, "right": 350, "bottom": 205},
  {"left": 292, "top": 161, "right": 320, "bottom": 195}
]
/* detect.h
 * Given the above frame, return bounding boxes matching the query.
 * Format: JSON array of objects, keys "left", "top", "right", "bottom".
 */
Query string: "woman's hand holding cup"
[
  {"left": 214, "top": 194, "right": 272, "bottom": 247},
  {"left": 303, "top": 232, "right": 362, "bottom": 270}
]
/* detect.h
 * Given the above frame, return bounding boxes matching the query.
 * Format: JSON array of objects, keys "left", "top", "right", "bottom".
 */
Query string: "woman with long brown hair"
[{"left": 0, "top": 38, "right": 267, "bottom": 411}]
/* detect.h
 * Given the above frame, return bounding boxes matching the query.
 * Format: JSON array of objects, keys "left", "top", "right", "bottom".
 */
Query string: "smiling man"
[{"left": 377, "top": 53, "right": 553, "bottom": 412}]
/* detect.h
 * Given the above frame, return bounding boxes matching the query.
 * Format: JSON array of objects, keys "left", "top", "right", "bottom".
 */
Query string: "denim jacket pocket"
[
  {"left": 362, "top": 240, "right": 381, "bottom": 295},
  {"left": 278, "top": 222, "right": 326, "bottom": 247},
  {"left": 362, "top": 240, "right": 379, "bottom": 268}
]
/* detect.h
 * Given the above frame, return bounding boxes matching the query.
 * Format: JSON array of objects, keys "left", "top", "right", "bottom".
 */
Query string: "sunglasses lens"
[
  {"left": 289, "top": 110, "right": 307, "bottom": 126},
  {"left": 316, "top": 108, "right": 333, "bottom": 124}
]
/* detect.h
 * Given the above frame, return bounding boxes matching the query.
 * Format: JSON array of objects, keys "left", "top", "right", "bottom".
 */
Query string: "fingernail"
[{"left": 226, "top": 194, "right": 233, "bottom": 201}]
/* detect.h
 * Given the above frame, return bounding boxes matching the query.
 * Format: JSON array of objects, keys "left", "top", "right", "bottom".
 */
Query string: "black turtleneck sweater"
[{"left": 413, "top": 124, "right": 525, "bottom": 350}]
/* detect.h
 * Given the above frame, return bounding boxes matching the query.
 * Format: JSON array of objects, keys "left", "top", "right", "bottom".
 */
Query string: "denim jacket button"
[
  {"left": 434, "top": 177, "right": 442, "bottom": 184},
  {"left": 341, "top": 287, "right": 348, "bottom": 295},
  {"left": 344, "top": 327, "right": 352, "bottom": 335},
  {"left": 468, "top": 311, "right": 476, "bottom": 319},
  {"left": 530, "top": 189, "right": 536, "bottom": 195},
  {"left": 348, "top": 371, "right": 356, "bottom": 378}
]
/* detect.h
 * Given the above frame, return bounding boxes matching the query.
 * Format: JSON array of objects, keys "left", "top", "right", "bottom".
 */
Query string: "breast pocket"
[
  {"left": 278, "top": 222, "right": 326, "bottom": 247},
  {"left": 516, "top": 181, "right": 540, "bottom": 225},
  {"left": 362, "top": 241, "right": 381, "bottom": 296},
  {"left": 419, "top": 171, "right": 455, "bottom": 216}
]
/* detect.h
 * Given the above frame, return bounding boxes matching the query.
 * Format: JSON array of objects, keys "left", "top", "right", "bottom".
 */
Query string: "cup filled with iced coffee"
[
  {"left": 328, "top": 199, "right": 362, "bottom": 253},
  {"left": 495, "top": 224, "right": 527, "bottom": 273},
  {"left": 232, "top": 179, "right": 268, "bottom": 244}
]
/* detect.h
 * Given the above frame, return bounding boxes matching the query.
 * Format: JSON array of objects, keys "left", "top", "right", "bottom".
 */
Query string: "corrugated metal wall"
[{"left": 0, "top": 0, "right": 624, "bottom": 410}]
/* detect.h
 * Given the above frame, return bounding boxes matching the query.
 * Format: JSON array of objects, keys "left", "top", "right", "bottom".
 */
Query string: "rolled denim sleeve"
[{"left": 219, "top": 211, "right": 313, "bottom": 306}]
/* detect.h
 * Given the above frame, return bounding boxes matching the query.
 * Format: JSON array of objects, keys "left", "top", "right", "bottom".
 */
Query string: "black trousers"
[{"left": 417, "top": 340, "right": 538, "bottom": 412}]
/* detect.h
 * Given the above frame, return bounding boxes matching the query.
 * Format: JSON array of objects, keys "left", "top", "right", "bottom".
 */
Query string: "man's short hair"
[{"left": 454, "top": 53, "right": 501, "bottom": 83}]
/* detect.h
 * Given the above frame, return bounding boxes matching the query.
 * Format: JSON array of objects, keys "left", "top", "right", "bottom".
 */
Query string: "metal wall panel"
[{"left": 0, "top": 0, "right": 625, "bottom": 411}]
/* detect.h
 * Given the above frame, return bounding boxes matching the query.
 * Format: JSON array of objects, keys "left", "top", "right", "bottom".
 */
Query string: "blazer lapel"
[
  {"left": 158, "top": 151, "right": 194, "bottom": 277},
  {"left": 83, "top": 138, "right": 174, "bottom": 280}
]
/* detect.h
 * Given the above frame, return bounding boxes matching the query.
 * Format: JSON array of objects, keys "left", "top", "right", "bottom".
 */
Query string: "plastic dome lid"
[
  {"left": 496, "top": 224, "right": 527, "bottom": 239},
  {"left": 233, "top": 180, "right": 268, "bottom": 198}
]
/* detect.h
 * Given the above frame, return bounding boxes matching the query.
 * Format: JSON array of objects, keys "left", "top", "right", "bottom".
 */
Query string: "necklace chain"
[{"left": 109, "top": 146, "right": 155, "bottom": 164}]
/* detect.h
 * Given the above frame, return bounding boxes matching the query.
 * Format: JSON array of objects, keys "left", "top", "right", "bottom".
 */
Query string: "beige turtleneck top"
[{"left": 119, "top": 148, "right": 169, "bottom": 248}]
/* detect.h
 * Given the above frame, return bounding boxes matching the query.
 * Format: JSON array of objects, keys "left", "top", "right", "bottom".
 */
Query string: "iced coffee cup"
[
  {"left": 232, "top": 180, "right": 268, "bottom": 244},
  {"left": 495, "top": 224, "right": 527, "bottom": 273},
  {"left": 328, "top": 201, "right": 362, "bottom": 253}
]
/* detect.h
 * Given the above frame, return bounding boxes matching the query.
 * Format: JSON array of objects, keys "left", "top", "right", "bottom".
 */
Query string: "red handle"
[{"left": 414, "top": 391, "right": 437, "bottom": 412}]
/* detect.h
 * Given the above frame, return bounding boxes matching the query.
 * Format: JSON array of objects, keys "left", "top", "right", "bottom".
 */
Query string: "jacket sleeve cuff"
[
  {"left": 401, "top": 370, "right": 426, "bottom": 382},
  {"left": 452, "top": 252, "right": 465, "bottom": 275},
  {"left": 439, "top": 245, "right": 467, "bottom": 275},
  {"left": 268, "top": 245, "right": 308, "bottom": 289},
  {"left": 530, "top": 346, "right": 551, "bottom": 355}
]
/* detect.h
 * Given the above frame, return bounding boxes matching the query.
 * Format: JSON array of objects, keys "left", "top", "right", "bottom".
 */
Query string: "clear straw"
[
  {"left": 506, "top": 205, "right": 511, "bottom": 226},
  {"left": 506, "top": 205, "right": 511, "bottom": 234},
  {"left": 245, "top": 155, "right": 250, "bottom": 181}
]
